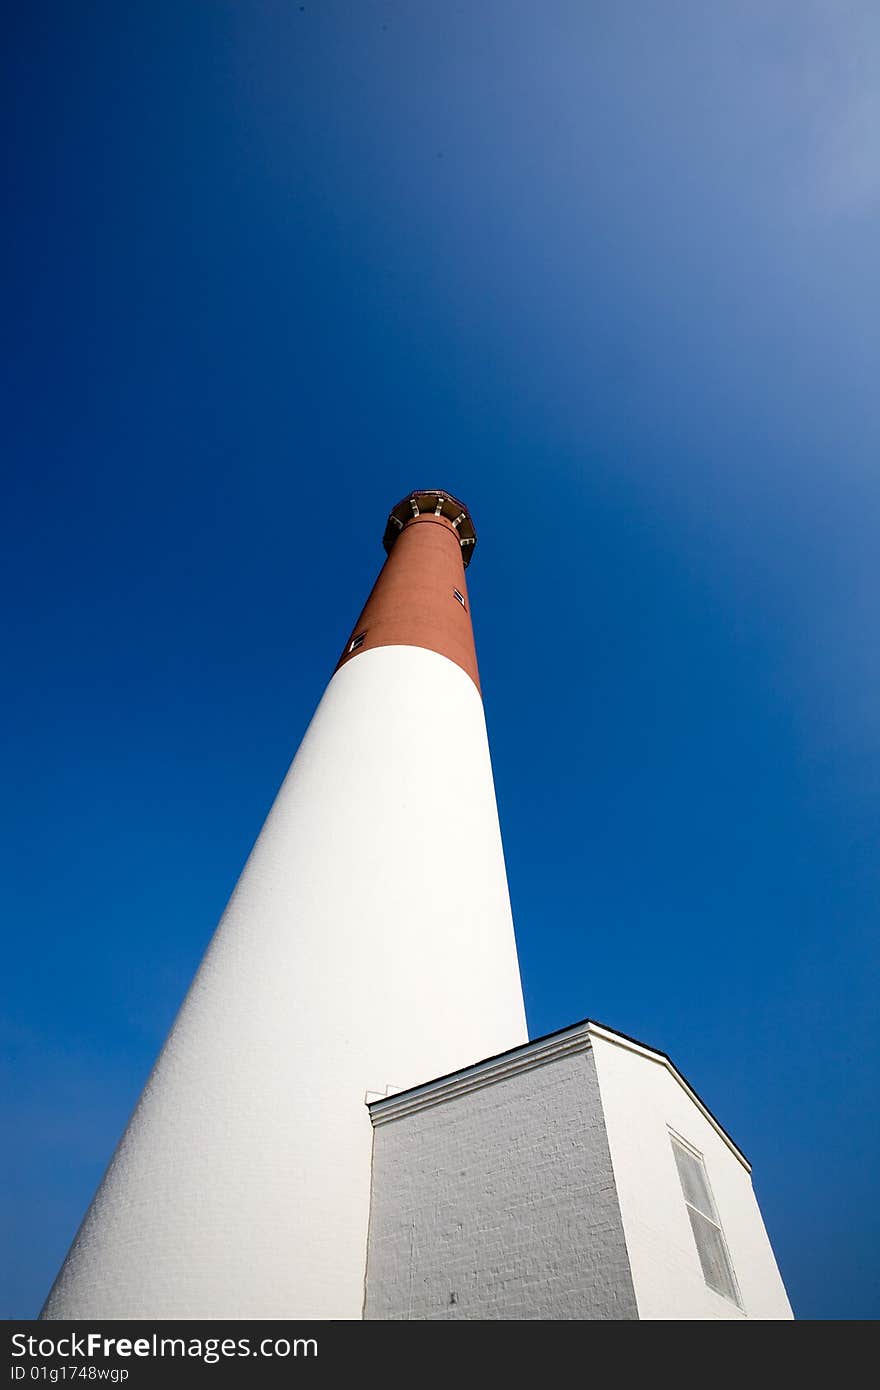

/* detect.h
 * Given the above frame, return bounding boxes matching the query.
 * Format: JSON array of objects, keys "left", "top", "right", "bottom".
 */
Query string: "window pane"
[
  {"left": 672, "top": 1141, "right": 716, "bottom": 1220},
  {"left": 686, "top": 1208, "right": 741, "bottom": 1306}
]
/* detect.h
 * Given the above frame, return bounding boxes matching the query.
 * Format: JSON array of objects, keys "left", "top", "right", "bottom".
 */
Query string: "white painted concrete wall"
[
  {"left": 365, "top": 1040, "right": 639, "bottom": 1319},
  {"left": 42, "top": 645, "right": 528, "bottom": 1320},
  {"left": 591, "top": 1029, "right": 793, "bottom": 1320}
]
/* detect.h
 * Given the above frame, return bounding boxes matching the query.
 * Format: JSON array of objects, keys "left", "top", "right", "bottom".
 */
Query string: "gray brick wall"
[{"left": 364, "top": 1045, "right": 638, "bottom": 1319}]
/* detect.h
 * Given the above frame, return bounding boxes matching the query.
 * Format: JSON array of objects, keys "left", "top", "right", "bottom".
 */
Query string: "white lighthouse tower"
[{"left": 42, "top": 490, "right": 529, "bottom": 1321}]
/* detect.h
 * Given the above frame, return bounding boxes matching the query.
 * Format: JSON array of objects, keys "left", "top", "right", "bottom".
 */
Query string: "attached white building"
[{"left": 365, "top": 1020, "right": 793, "bottom": 1320}]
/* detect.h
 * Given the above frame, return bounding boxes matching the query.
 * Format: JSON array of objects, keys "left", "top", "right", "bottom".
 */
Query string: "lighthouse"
[
  {"left": 42, "top": 490, "right": 529, "bottom": 1321},
  {"left": 42, "top": 490, "right": 794, "bottom": 1322}
]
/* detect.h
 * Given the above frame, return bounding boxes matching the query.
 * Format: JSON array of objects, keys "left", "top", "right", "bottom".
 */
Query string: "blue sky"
[{"left": 3, "top": 1, "right": 878, "bottom": 1320}]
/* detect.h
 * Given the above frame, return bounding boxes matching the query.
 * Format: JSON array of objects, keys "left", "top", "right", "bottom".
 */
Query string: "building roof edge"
[{"left": 366, "top": 1015, "right": 751, "bottom": 1171}]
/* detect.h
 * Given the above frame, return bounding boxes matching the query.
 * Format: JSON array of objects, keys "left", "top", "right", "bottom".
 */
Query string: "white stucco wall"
[
  {"left": 590, "top": 1028, "right": 793, "bottom": 1320},
  {"left": 42, "top": 645, "right": 527, "bottom": 1321},
  {"left": 365, "top": 1036, "right": 639, "bottom": 1320}
]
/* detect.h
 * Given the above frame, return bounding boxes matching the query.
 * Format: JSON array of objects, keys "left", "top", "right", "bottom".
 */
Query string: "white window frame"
[{"left": 669, "top": 1130, "right": 743, "bottom": 1310}]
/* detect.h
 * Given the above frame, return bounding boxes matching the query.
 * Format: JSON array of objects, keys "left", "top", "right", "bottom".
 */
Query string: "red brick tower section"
[{"left": 336, "top": 489, "right": 481, "bottom": 693}]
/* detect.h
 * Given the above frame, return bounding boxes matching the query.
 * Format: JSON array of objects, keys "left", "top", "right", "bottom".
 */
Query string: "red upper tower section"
[{"left": 335, "top": 490, "right": 481, "bottom": 692}]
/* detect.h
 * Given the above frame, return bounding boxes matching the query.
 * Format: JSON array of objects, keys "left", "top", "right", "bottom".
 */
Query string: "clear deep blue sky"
[{"left": 3, "top": 2, "right": 878, "bottom": 1321}]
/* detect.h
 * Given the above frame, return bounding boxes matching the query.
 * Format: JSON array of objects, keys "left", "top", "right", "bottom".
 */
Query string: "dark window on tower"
[
  {"left": 670, "top": 1134, "right": 742, "bottom": 1308},
  {"left": 348, "top": 631, "right": 367, "bottom": 652},
  {"left": 453, "top": 589, "right": 466, "bottom": 608}
]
